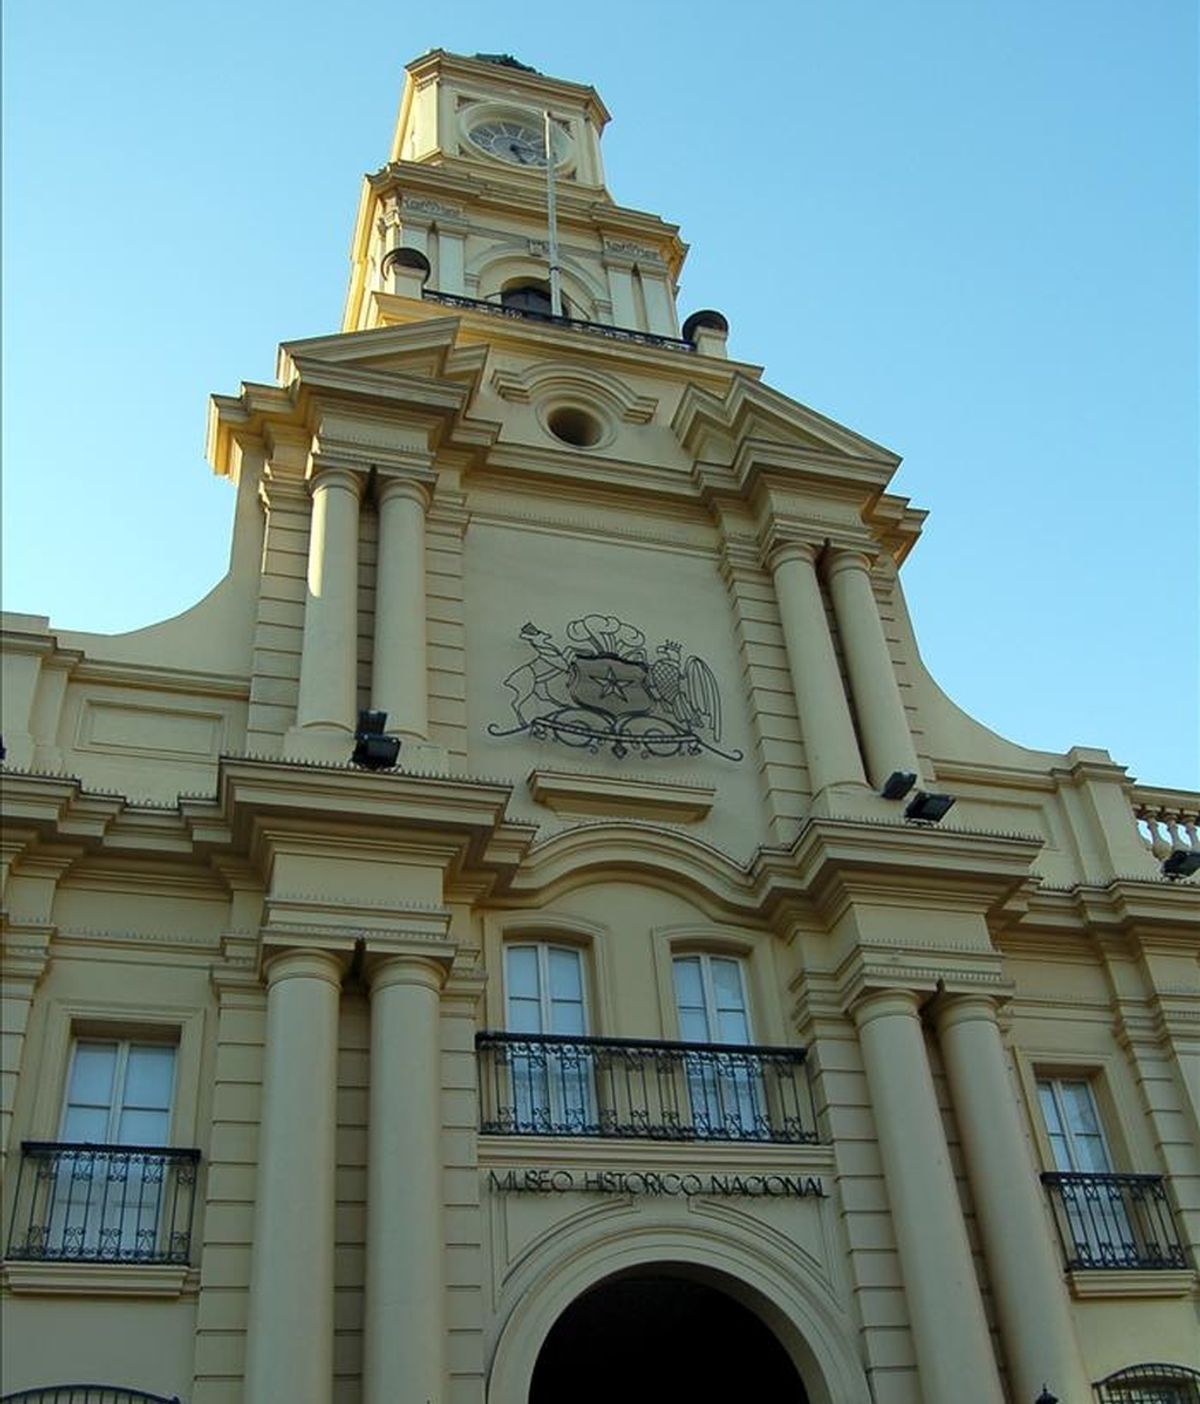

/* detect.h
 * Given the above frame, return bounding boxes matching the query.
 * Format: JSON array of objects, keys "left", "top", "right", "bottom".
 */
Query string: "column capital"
[
  {"left": 848, "top": 985, "right": 923, "bottom": 1028},
  {"left": 931, "top": 989, "right": 1009, "bottom": 1035},
  {"left": 762, "top": 535, "right": 821, "bottom": 573},
  {"left": 823, "top": 545, "right": 878, "bottom": 581},
  {"left": 375, "top": 473, "right": 433, "bottom": 510},
  {"left": 262, "top": 945, "right": 349, "bottom": 990},
  {"left": 366, "top": 950, "right": 450, "bottom": 996},
  {"left": 307, "top": 461, "right": 366, "bottom": 496}
]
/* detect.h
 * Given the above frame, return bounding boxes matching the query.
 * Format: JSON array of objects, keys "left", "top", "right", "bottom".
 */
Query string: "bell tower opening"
[
  {"left": 528, "top": 1270, "right": 810, "bottom": 1404},
  {"left": 500, "top": 278, "right": 568, "bottom": 318}
]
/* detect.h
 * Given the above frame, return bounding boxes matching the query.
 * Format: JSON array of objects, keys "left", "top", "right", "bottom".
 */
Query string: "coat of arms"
[{"left": 487, "top": 614, "right": 743, "bottom": 762}]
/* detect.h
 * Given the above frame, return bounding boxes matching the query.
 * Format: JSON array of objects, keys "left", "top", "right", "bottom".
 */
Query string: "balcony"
[
  {"left": 476, "top": 1032, "right": 816, "bottom": 1143},
  {"left": 422, "top": 289, "right": 696, "bottom": 354},
  {"left": 1041, "top": 1171, "right": 1189, "bottom": 1271},
  {"left": 1094, "top": 1364, "right": 1200, "bottom": 1404},
  {"left": 6, "top": 1143, "right": 200, "bottom": 1265},
  {"left": 0, "top": 1391, "right": 183, "bottom": 1404}
]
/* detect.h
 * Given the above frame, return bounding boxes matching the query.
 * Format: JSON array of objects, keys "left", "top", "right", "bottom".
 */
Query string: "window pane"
[
  {"left": 1071, "top": 1132, "right": 1111, "bottom": 1174},
  {"left": 506, "top": 947, "right": 540, "bottom": 1000},
  {"left": 1037, "top": 1082, "right": 1063, "bottom": 1137},
  {"left": 67, "top": 1043, "right": 117, "bottom": 1108},
  {"left": 123, "top": 1046, "right": 175, "bottom": 1111},
  {"left": 61, "top": 1105, "right": 109, "bottom": 1142},
  {"left": 507, "top": 995, "right": 543, "bottom": 1034},
  {"left": 1061, "top": 1082, "right": 1102, "bottom": 1137},
  {"left": 547, "top": 948, "right": 582, "bottom": 1001},
  {"left": 673, "top": 957, "right": 704, "bottom": 1012},
  {"left": 549, "top": 997, "right": 585, "bottom": 1036},
  {"left": 711, "top": 958, "right": 745, "bottom": 1012},
  {"left": 716, "top": 1006, "right": 751, "bottom": 1045},
  {"left": 116, "top": 1107, "right": 171, "bottom": 1146}
]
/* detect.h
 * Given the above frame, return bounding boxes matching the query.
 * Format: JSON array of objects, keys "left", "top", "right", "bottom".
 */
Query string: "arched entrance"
[{"left": 529, "top": 1269, "right": 809, "bottom": 1404}]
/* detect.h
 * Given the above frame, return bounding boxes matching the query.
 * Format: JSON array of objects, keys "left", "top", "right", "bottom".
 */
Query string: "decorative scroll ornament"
[{"left": 487, "top": 614, "right": 743, "bottom": 762}]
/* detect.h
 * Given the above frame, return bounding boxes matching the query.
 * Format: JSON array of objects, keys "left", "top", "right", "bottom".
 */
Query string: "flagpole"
[{"left": 544, "top": 110, "right": 563, "bottom": 317}]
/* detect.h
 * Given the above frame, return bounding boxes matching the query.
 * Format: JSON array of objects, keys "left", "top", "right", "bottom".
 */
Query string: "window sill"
[
  {"left": 1, "top": 1261, "right": 198, "bottom": 1297},
  {"left": 1068, "top": 1267, "right": 1196, "bottom": 1299}
]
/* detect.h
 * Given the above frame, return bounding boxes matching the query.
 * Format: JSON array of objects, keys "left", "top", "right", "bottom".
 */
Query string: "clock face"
[{"left": 467, "top": 118, "right": 552, "bottom": 166}]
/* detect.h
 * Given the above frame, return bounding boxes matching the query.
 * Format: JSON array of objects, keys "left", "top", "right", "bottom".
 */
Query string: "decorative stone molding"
[
  {"left": 1, "top": 1262, "right": 197, "bottom": 1298},
  {"left": 403, "top": 195, "right": 465, "bottom": 220},
  {"left": 527, "top": 768, "right": 716, "bottom": 822},
  {"left": 1066, "top": 1268, "right": 1197, "bottom": 1299},
  {"left": 603, "top": 238, "right": 664, "bottom": 266},
  {"left": 490, "top": 363, "right": 658, "bottom": 423}
]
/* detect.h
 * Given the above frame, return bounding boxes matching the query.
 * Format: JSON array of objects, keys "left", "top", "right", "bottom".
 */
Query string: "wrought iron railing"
[
  {"left": 476, "top": 1031, "right": 815, "bottom": 1143},
  {"left": 422, "top": 289, "right": 696, "bottom": 353},
  {"left": 1040, "top": 1171, "right": 1188, "bottom": 1271},
  {"left": 1094, "top": 1363, "right": 1200, "bottom": 1404},
  {"left": 6, "top": 1143, "right": 200, "bottom": 1265},
  {"left": 1, "top": 1390, "right": 182, "bottom": 1404}
]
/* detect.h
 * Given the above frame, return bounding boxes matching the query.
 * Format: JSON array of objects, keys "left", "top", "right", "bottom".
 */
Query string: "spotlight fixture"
[
  {"left": 881, "top": 770, "right": 917, "bottom": 801},
  {"left": 904, "top": 791, "right": 956, "bottom": 824},
  {"left": 1034, "top": 1390, "right": 1059, "bottom": 1404},
  {"left": 1162, "top": 848, "right": 1200, "bottom": 880},
  {"left": 351, "top": 709, "right": 401, "bottom": 770}
]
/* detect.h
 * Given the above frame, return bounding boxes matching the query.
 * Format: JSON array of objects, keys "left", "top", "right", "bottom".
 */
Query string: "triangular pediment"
[
  {"left": 675, "top": 374, "right": 901, "bottom": 471},
  {"left": 277, "top": 319, "right": 487, "bottom": 391}
]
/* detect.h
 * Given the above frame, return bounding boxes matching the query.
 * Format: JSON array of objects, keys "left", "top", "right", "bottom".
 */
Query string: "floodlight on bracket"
[
  {"left": 904, "top": 791, "right": 956, "bottom": 824},
  {"left": 881, "top": 771, "right": 917, "bottom": 801},
  {"left": 1162, "top": 848, "right": 1200, "bottom": 880},
  {"left": 351, "top": 710, "right": 401, "bottom": 770}
]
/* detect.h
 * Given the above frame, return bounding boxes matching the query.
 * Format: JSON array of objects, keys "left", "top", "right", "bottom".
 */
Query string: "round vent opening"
[{"left": 546, "top": 406, "right": 603, "bottom": 448}]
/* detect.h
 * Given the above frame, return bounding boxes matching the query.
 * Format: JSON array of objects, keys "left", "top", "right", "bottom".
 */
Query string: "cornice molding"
[{"left": 527, "top": 769, "right": 716, "bottom": 823}]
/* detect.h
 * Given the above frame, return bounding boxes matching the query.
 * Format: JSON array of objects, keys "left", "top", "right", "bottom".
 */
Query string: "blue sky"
[{"left": 3, "top": 1, "right": 1197, "bottom": 789}]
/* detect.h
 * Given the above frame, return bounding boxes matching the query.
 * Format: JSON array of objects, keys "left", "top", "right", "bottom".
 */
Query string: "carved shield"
[{"left": 568, "top": 653, "right": 655, "bottom": 717}]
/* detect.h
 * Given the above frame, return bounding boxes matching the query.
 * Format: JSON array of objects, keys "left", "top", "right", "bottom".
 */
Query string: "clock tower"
[{"left": 342, "top": 50, "right": 693, "bottom": 344}]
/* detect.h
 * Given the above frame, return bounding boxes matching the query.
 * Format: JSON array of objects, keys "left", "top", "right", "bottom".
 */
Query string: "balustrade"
[
  {"left": 476, "top": 1031, "right": 814, "bottom": 1143},
  {"left": 1, "top": 1391, "right": 182, "bottom": 1404},
  {"left": 1132, "top": 788, "right": 1200, "bottom": 862},
  {"left": 6, "top": 1142, "right": 199, "bottom": 1265},
  {"left": 422, "top": 289, "right": 695, "bottom": 352},
  {"left": 1040, "top": 1171, "right": 1188, "bottom": 1271},
  {"left": 1093, "top": 1364, "right": 1200, "bottom": 1404}
]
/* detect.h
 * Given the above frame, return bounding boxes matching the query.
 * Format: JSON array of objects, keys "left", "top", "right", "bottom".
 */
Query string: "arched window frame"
[
  {"left": 649, "top": 925, "right": 785, "bottom": 1048},
  {"left": 499, "top": 277, "right": 566, "bottom": 319},
  {"left": 483, "top": 914, "right": 611, "bottom": 1035}
]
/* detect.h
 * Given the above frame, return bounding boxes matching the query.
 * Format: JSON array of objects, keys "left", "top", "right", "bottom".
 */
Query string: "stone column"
[
  {"left": 290, "top": 466, "right": 363, "bottom": 756},
  {"left": 825, "top": 549, "right": 922, "bottom": 788},
  {"left": 363, "top": 955, "right": 447, "bottom": 1404},
  {"left": 769, "top": 541, "right": 867, "bottom": 795},
  {"left": 244, "top": 949, "right": 343, "bottom": 1404},
  {"left": 936, "top": 995, "right": 1092, "bottom": 1404},
  {"left": 852, "top": 988, "right": 1005, "bottom": 1404},
  {"left": 372, "top": 477, "right": 430, "bottom": 739}
]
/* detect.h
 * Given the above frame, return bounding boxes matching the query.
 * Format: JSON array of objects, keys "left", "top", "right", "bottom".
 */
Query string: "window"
[
  {"left": 61, "top": 1040, "right": 175, "bottom": 1146},
  {"left": 673, "top": 954, "right": 752, "bottom": 1045},
  {"left": 1037, "top": 1075, "right": 1135, "bottom": 1266},
  {"left": 673, "top": 955, "right": 764, "bottom": 1137},
  {"left": 49, "top": 1039, "right": 177, "bottom": 1259},
  {"left": 504, "top": 944, "right": 594, "bottom": 1132},
  {"left": 1037, "top": 1077, "right": 1113, "bottom": 1174}
]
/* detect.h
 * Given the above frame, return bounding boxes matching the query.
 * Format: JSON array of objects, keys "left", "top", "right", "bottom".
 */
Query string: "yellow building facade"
[{"left": 1, "top": 50, "right": 1197, "bottom": 1404}]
